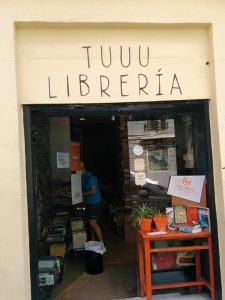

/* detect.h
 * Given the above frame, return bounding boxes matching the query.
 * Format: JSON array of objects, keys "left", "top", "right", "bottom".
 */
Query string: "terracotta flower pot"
[
  {"left": 139, "top": 218, "right": 152, "bottom": 232},
  {"left": 154, "top": 215, "right": 168, "bottom": 232}
]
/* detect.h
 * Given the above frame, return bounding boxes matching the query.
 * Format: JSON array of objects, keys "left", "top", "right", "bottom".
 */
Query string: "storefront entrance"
[{"left": 23, "top": 100, "right": 221, "bottom": 300}]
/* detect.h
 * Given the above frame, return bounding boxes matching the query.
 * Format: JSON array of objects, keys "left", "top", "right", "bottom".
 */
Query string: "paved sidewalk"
[{"left": 115, "top": 293, "right": 211, "bottom": 300}]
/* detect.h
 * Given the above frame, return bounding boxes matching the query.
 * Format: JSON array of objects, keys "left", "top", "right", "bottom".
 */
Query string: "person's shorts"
[{"left": 86, "top": 202, "right": 102, "bottom": 220}]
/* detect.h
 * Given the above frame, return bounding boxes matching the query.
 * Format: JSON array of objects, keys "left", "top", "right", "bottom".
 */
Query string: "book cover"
[
  {"left": 174, "top": 205, "right": 187, "bottom": 224},
  {"left": 152, "top": 252, "right": 176, "bottom": 270},
  {"left": 176, "top": 251, "right": 195, "bottom": 266},
  {"left": 198, "top": 207, "right": 211, "bottom": 232},
  {"left": 186, "top": 206, "right": 199, "bottom": 225},
  {"left": 178, "top": 227, "right": 202, "bottom": 233},
  {"left": 175, "top": 223, "right": 200, "bottom": 230},
  {"left": 166, "top": 207, "right": 175, "bottom": 229}
]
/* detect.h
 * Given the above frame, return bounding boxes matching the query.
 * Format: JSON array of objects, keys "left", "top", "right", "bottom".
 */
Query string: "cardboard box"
[
  {"left": 72, "top": 230, "right": 87, "bottom": 249},
  {"left": 72, "top": 230, "right": 87, "bottom": 242},
  {"left": 39, "top": 273, "right": 55, "bottom": 286},
  {"left": 71, "top": 219, "right": 84, "bottom": 231},
  {"left": 50, "top": 244, "right": 66, "bottom": 257}
]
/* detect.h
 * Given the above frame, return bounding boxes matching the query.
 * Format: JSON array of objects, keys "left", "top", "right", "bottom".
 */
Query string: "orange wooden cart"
[{"left": 137, "top": 229, "right": 215, "bottom": 300}]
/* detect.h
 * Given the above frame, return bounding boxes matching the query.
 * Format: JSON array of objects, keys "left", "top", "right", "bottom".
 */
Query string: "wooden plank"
[
  {"left": 137, "top": 234, "right": 145, "bottom": 297},
  {"left": 150, "top": 245, "right": 209, "bottom": 253},
  {"left": 141, "top": 230, "right": 210, "bottom": 240},
  {"left": 152, "top": 279, "right": 208, "bottom": 290}
]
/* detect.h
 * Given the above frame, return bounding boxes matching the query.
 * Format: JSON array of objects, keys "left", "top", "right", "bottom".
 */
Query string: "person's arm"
[{"left": 83, "top": 185, "right": 96, "bottom": 196}]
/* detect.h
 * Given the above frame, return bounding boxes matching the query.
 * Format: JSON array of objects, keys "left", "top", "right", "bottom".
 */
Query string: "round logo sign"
[
  {"left": 182, "top": 177, "right": 192, "bottom": 186},
  {"left": 133, "top": 145, "right": 143, "bottom": 156}
]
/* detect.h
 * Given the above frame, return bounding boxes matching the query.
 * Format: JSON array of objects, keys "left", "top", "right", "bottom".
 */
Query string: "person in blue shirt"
[{"left": 81, "top": 162, "right": 103, "bottom": 242}]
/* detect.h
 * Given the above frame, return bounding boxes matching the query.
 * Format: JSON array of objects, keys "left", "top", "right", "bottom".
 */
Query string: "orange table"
[{"left": 137, "top": 229, "right": 215, "bottom": 300}]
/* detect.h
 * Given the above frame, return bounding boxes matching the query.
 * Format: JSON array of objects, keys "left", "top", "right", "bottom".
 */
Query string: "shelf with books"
[
  {"left": 151, "top": 265, "right": 195, "bottom": 273},
  {"left": 137, "top": 228, "right": 215, "bottom": 300}
]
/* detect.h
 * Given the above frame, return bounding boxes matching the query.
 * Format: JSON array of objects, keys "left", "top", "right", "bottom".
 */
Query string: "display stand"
[
  {"left": 137, "top": 229, "right": 215, "bottom": 300},
  {"left": 171, "top": 177, "right": 207, "bottom": 208},
  {"left": 137, "top": 178, "right": 215, "bottom": 300}
]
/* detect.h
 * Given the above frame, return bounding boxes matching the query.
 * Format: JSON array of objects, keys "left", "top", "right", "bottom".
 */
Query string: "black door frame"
[{"left": 23, "top": 100, "right": 221, "bottom": 299}]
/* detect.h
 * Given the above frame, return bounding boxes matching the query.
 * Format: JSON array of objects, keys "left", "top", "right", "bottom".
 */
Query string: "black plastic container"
[{"left": 85, "top": 250, "right": 104, "bottom": 274}]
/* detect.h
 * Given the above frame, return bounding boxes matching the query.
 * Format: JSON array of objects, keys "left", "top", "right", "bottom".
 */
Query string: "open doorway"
[{"left": 24, "top": 101, "right": 221, "bottom": 300}]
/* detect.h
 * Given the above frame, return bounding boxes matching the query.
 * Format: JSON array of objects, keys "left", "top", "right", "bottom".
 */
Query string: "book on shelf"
[
  {"left": 198, "top": 207, "right": 211, "bottom": 232},
  {"left": 174, "top": 205, "right": 187, "bottom": 224},
  {"left": 174, "top": 223, "right": 201, "bottom": 230},
  {"left": 166, "top": 207, "right": 175, "bottom": 229},
  {"left": 186, "top": 206, "right": 199, "bottom": 225},
  {"left": 176, "top": 251, "right": 195, "bottom": 267},
  {"left": 177, "top": 226, "right": 202, "bottom": 233},
  {"left": 152, "top": 252, "right": 176, "bottom": 270}
]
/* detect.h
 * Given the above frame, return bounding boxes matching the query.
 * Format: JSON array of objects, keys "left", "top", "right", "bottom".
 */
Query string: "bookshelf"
[{"left": 137, "top": 229, "right": 215, "bottom": 300}]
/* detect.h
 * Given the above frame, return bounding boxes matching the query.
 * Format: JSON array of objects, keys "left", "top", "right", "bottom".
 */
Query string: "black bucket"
[{"left": 85, "top": 250, "right": 104, "bottom": 274}]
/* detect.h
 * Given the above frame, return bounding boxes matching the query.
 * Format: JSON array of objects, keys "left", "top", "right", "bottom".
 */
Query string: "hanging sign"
[
  {"left": 167, "top": 175, "right": 205, "bottom": 203},
  {"left": 57, "top": 152, "right": 69, "bottom": 168},
  {"left": 134, "top": 158, "right": 145, "bottom": 172},
  {"left": 133, "top": 145, "right": 144, "bottom": 156},
  {"left": 135, "top": 172, "right": 146, "bottom": 186},
  {"left": 71, "top": 173, "right": 83, "bottom": 205}
]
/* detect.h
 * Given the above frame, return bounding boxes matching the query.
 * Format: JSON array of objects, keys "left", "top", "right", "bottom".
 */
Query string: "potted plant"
[
  {"left": 130, "top": 203, "right": 155, "bottom": 232},
  {"left": 153, "top": 208, "right": 168, "bottom": 232}
]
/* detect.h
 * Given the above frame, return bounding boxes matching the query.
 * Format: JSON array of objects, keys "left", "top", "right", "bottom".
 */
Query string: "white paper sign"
[
  {"left": 167, "top": 175, "right": 205, "bottom": 203},
  {"left": 135, "top": 172, "right": 146, "bottom": 186},
  {"left": 134, "top": 158, "right": 145, "bottom": 172},
  {"left": 57, "top": 152, "right": 69, "bottom": 168},
  {"left": 71, "top": 173, "right": 83, "bottom": 205}
]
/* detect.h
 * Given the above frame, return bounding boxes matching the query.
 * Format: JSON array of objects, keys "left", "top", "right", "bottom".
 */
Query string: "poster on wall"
[
  {"left": 135, "top": 172, "right": 146, "bottom": 186},
  {"left": 71, "top": 173, "right": 83, "bottom": 205},
  {"left": 134, "top": 158, "right": 145, "bottom": 172},
  {"left": 57, "top": 152, "right": 69, "bottom": 168},
  {"left": 167, "top": 175, "right": 205, "bottom": 203}
]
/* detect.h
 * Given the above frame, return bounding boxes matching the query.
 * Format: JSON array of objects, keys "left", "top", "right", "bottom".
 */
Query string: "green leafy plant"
[
  {"left": 152, "top": 208, "right": 167, "bottom": 217},
  {"left": 130, "top": 203, "right": 156, "bottom": 228}
]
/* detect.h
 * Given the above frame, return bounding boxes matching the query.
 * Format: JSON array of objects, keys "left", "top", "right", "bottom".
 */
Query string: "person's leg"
[
  {"left": 89, "top": 218, "right": 103, "bottom": 242},
  {"left": 89, "top": 224, "right": 96, "bottom": 241}
]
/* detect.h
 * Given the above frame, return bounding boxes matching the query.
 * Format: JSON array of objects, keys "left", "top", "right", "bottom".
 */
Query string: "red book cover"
[
  {"left": 186, "top": 206, "right": 199, "bottom": 225},
  {"left": 153, "top": 253, "right": 176, "bottom": 270}
]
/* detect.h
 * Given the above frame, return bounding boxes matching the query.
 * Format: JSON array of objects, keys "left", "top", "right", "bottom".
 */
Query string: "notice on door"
[
  {"left": 134, "top": 158, "right": 145, "bottom": 172},
  {"left": 135, "top": 172, "right": 146, "bottom": 186},
  {"left": 71, "top": 173, "right": 83, "bottom": 205},
  {"left": 57, "top": 152, "right": 69, "bottom": 168},
  {"left": 167, "top": 175, "right": 205, "bottom": 203}
]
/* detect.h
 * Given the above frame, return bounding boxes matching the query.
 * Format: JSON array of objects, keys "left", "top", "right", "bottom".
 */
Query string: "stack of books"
[
  {"left": 175, "top": 223, "right": 202, "bottom": 233},
  {"left": 171, "top": 205, "right": 211, "bottom": 233}
]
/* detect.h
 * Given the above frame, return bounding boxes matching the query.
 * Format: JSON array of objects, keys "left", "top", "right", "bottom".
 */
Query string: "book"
[
  {"left": 152, "top": 252, "right": 176, "bottom": 270},
  {"left": 198, "top": 207, "right": 211, "bottom": 232},
  {"left": 176, "top": 251, "right": 195, "bottom": 266},
  {"left": 175, "top": 223, "right": 200, "bottom": 230},
  {"left": 174, "top": 205, "right": 187, "bottom": 224},
  {"left": 166, "top": 207, "right": 175, "bottom": 229},
  {"left": 177, "top": 227, "right": 202, "bottom": 233},
  {"left": 186, "top": 206, "right": 199, "bottom": 225}
]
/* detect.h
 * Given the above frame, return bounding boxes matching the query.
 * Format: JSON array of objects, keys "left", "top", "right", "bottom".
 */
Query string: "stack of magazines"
[{"left": 175, "top": 223, "right": 202, "bottom": 233}]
